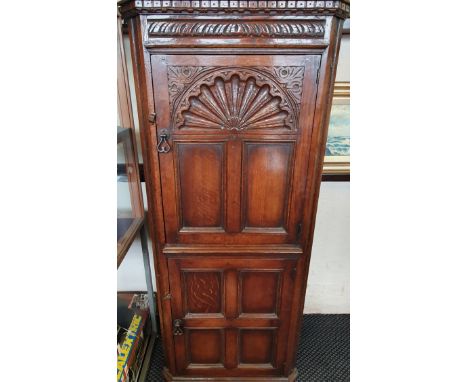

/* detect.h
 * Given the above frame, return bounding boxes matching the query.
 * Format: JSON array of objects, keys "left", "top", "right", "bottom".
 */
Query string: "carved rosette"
[
  {"left": 167, "top": 66, "right": 208, "bottom": 107},
  {"left": 168, "top": 66, "right": 305, "bottom": 131}
]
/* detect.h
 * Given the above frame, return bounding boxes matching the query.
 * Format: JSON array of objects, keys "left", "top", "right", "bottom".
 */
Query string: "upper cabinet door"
[{"left": 151, "top": 54, "right": 321, "bottom": 245}]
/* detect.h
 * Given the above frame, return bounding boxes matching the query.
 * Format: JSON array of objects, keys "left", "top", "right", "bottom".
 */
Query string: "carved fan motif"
[{"left": 181, "top": 74, "right": 290, "bottom": 131}]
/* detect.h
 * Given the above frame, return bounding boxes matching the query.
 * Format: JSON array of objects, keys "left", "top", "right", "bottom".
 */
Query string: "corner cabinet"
[{"left": 119, "top": 1, "right": 349, "bottom": 380}]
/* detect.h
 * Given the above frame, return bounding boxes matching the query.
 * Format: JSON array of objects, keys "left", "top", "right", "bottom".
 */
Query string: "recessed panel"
[
  {"left": 187, "top": 329, "right": 223, "bottom": 364},
  {"left": 240, "top": 271, "right": 280, "bottom": 314},
  {"left": 177, "top": 143, "right": 225, "bottom": 228},
  {"left": 183, "top": 271, "right": 222, "bottom": 314},
  {"left": 243, "top": 142, "right": 293, "bottom": 229},
  {"left": 240, "top": 329, "right": 276, "bottom": 365}
]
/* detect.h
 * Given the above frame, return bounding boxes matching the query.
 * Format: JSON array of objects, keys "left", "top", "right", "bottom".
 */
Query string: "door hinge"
[
  {"left": 291, "top": 267, "right": 297, "bottom": 279},
  {"left": 296, "top": 223, "right": 302, "bottom": 238},
  {"left": 148, "top": 112, "right": 156, "bottom": 123},
  {"left": 163, "top": 292, "right": 171, "bottom": 300}
]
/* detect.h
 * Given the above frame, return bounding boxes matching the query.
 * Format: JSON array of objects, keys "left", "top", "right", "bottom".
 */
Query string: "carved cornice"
[
  {"left": 148, "top": 20, "right": 325, "bottom": 38},
  {"left": 119, "top": 0, "right": 350, "bottom": 18}
]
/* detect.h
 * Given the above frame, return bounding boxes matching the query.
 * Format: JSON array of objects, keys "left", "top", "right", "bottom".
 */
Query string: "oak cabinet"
[{"left": 119, "top": 1, "right": 349, "bottom": 380}]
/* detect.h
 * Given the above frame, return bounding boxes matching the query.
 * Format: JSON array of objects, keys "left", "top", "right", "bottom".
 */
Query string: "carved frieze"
[
  {"left": 147, "top": 20, "right": 325, "bottom": 38},
  {"left": 167, "top": 66, "right": 305, "bottom": 131}
]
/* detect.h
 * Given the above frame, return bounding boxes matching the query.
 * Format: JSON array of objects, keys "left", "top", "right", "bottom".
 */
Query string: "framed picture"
[{"left": 323, "top": 81, "right": 350, "bottom": 175}]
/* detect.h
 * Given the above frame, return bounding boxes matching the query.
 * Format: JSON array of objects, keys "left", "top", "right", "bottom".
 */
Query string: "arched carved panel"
[{"left": 167, "top": 66, "right": 305, "bottom": 131}]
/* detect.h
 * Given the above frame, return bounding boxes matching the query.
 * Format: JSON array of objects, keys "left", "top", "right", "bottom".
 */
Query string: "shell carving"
[{"left": 180, "top": 74, "right": 290, "bottom": 131}]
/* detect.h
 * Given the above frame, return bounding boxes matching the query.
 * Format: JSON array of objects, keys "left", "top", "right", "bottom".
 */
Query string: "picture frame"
[{"left": 323, "top": 81, "right": 350, "bottom": 175}]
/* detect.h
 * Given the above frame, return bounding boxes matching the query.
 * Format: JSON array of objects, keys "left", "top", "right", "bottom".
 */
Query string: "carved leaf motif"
[
  {"left": 182, "top": 74, "right": 289, "bottom": 131},
  {"left": 148, "top": 20, "right": 325, "bottom": 38},
  {"left": 167, "top": 66, "right": 213, "bottom": 107},
  {"left": 261, "top": 66, "right": 305, "bottom": 103}
]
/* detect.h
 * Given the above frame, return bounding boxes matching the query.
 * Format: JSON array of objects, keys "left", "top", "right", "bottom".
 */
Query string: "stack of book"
[{"left": 117, "top": 294, "right": 151, "bottom": 382}]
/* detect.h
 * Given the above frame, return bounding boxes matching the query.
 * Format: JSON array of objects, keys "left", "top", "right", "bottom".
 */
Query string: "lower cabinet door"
[{"left": 167, "top": 256, "right": 297, "bottom": 377}]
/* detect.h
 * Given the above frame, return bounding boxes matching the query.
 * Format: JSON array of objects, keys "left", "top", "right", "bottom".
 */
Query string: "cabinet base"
[{"left": 163, "top": 368, "right": 298, "bottom": 382}]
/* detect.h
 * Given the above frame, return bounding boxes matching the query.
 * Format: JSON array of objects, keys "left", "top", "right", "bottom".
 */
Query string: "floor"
[{"left": 145, "top": 314, "right": 350, "bottom": 382}]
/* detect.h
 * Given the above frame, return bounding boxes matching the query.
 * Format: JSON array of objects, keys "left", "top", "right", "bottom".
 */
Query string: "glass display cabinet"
[
  {"left": 117, "top": 127, "right": 145, "bottom": 266},
  {"left": 117, "top": 11, "right": 158, "bottom": 381}
]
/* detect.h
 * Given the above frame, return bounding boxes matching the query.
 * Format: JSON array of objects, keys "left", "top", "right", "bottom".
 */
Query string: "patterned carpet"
[{"left": 145, "top": 314, "right": 350, "bottom": 382}]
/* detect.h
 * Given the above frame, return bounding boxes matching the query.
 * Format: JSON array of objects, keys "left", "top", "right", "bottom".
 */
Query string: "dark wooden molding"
[
  {"left": 118, "top": 0, "right": 350, "bottom": 19},
  {"left": 122, "top": 16, "right": 349, "bottom": 36},
  {"left": 147, "top": 20, "right": 326, "bottom": 38},
  {"left": 118, "top": 163, "right": 349, "bottom": 182}
]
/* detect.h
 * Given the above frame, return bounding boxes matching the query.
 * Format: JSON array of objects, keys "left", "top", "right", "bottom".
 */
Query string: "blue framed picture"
[{"left": 323, "top": 82, "right": 350, "bottom": 175}]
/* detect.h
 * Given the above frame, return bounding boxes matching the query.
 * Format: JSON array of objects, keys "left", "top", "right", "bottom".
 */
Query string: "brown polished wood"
[{"left": 119, "top": 1, "right": 349, "bottom": 380}]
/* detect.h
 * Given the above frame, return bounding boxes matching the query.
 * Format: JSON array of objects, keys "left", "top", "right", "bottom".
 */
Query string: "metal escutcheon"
[
  {"left": 173, "top": 319, "right": 184, "bottom": 336},
  {"left": 157, "top": 129, "right": 171, "bottom": 153}
]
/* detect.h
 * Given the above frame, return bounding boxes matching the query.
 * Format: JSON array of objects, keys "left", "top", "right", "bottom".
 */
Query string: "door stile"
[
  {"left": 225, "top": 328, "right": 239, "bottom": 369},
  {"left": 167, "top": 259, "right": 189, "bottom": 372},
  {"left": 226, "top": 138, "right": 242, "bottom": 233},
  {"left": 225, "top": 269, "right": 240, "bottom": 369},
  {"left": 285, "top": 55, "right": 322, "bottom": 244},
  {"left": 127, "top": 19, "right": 181, "bottom": 374},
  {"left": 225, "top": 269, "right": 239, "bottom": 319},
  {"left": 150, "top": 54, "right": 180, "bottom": 243},
  {"left": 274, "top": 260, "right": 297, "bottom": 372}
]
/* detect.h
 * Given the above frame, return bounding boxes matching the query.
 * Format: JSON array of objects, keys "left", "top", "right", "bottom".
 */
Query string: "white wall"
[
  {"left": 336, "top": 35, "right": 350, "bottom": 82},
  {"left": 304, "top": 182, "right": 350, "bottom": 313},
  {"left": 301, "top": 33, "right": 350, "bottom": 314},
  {"left": 118, "top": 33, "right": 350, "bottom": 314}
]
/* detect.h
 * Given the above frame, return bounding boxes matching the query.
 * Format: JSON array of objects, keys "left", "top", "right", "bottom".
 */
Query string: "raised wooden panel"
[
  {"left": 240, "top": 271, "right": 280, "bottom": 315},
  {"left": 177, "top": 142, "right": 225, "bottom": 229},
  {"left": 243, "top": 142, "right": 294, "bottom": 230},
  {"left": 183, "top": 271, "right": 222, "bottom": 314},
  {"left": 187, "top": 329, "right": 224, "bottom": 365},
  {"left": 240, "top": 329, "right": 276, "bottom": 365}
]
